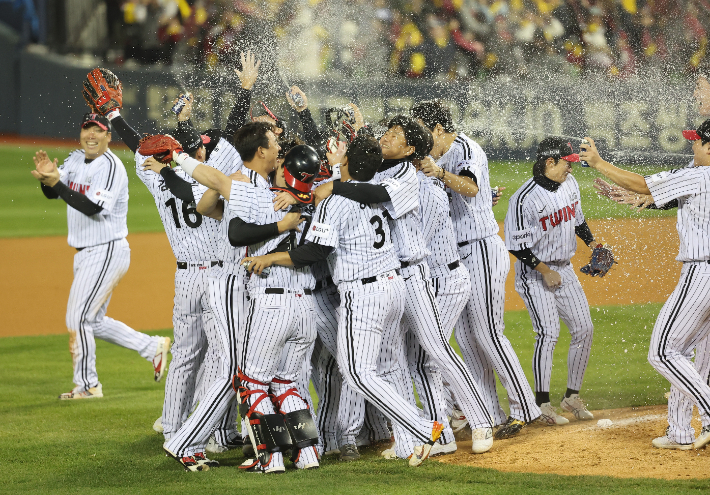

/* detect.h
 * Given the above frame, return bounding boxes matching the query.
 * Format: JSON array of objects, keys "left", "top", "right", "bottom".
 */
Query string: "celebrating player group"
[{"left": 29, "top": 55, "right": 710, "bottom": 472}]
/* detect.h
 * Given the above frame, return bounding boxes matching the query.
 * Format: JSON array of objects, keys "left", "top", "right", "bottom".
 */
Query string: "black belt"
[
  {"left": 457, "top": 240, "right": 472, "bottom": 248},
  {"left": 448, "top": 260, "right": 460, "bottom": 271},
  {"left": 314, "top": 277, "right": 334, "bottom": 291},
  {"left": 400, "top": 261, "right": 410, "bottom": 268},
  {"left": 76, "top": 247, "right": 84, "bottom": 252},
  {"left": 177, "top": 260, "right": 222, "bottom": 269},
  {"left": 361, "top": 269, "right": 400, "bottom": 285},
  {"left": 264, "top": 288, "right": 313, "bottom": 295}
]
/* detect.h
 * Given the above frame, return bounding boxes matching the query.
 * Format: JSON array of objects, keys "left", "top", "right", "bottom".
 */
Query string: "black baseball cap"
[
  {"left": 682, "top": 119, "right": 710, "bottom": 142},
  {"left": 81, "top": 113, "right": 111, "bottom": 131},
  {"left": 172, "top": 125, "right": 210, "bottom": 154},
  {"left": 536, "top": 137, "right": 580, "bottom": 162}
]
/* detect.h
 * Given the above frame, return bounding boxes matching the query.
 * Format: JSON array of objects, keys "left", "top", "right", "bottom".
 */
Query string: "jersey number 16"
[{"left": 165, "top": 197, "right": 203, "bottom": 229}]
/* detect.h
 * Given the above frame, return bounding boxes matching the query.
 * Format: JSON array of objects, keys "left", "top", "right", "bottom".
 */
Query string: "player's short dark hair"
[
  {"left": 232, "top": 122, "right": 274, "bottom": 162},
  {"left": 410, "top": 100, "right": 455, "bottom": 133},
  {"left": 387, "top": 115, "right": 433, "bottom": 160},
  {"left": 347, "top": 134, "right": 383, "bottom": 181}
]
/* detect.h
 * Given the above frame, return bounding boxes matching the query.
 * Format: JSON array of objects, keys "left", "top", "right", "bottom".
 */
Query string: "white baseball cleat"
[
  {"left": 560, "top": 394, "right": 594, "bottom": 420},
  {"left": 59, "top": 383, "right": 103, "bottom": 400},
  {"left": 381, "top": 446, "right": 398, "bottom": 459},
  {"left": 153, "top": 337, "right": 171, "bottom": 382},
  {"left": 537, "top": 402, "right": 569, "bottom": 426},
  {"left": 153, "top": 417, "right": 163, "bottom": 434},
  {"left": 449, "top": 409, "right": 469, "bottom": 433},
  {"left": 694, "top": 426, "right": 710, "bottom": 450},
  {"left": 652, "top": 435, "right": 692, "bottom": 450},
  {"left": 409, "top": 421, "right": 445, "bottom": 467},
  {"left": 430, "top": 440, "right": 457, "bottom": 456},
  {"left": 471, "top": 427, "right": 493, "bottom": 454}
]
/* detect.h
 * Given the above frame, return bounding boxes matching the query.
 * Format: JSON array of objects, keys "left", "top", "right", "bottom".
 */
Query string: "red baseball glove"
[
  {"left": 138, "top": 134, "right": 183, "bottom": 164},
  {"left": 82, "top": 68, "right": 123, "bottom": 115}
]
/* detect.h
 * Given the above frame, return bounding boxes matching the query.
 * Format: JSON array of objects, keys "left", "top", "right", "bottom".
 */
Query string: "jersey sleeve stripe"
[
  {"left": 515, "top": 181, "right": 537, "bottom": 231},
  {"left": 317, "top": 195, "right": 335, "bottom": 223},
  {"left": 392, "top": 163, "right": 410, "bottom": 181}
]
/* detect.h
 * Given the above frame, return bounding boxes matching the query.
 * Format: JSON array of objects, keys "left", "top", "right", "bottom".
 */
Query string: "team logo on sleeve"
[
  {"left": 94, "top": 189, "right": 115, "bottom": 201},
  {"left": 311, "top": 222, "right": 332, "bottom": 236}
]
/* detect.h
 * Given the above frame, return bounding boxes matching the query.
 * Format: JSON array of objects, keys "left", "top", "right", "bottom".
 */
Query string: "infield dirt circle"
[{"left": 4, "top": 217, "right": 709, "bottom": 479}]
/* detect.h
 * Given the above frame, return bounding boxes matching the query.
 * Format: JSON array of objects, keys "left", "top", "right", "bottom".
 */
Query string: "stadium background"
[{"left": 1, "top": 0, "right": 710, "bottom": 492}]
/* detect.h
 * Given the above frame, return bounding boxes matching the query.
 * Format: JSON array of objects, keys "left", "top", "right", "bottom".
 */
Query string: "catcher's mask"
[
  {"left": 324, "top": 107, "right": 357, "bottom": 145},
  {"left": 271, "top": 144, "right": 320, "bottom": 204}
]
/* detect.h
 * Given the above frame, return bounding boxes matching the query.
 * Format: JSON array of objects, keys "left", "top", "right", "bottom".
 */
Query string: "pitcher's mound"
[{"left": 439, "top": 404, "right": 710, "bottom": 479}]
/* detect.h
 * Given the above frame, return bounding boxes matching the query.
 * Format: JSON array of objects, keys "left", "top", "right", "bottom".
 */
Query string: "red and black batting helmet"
[{"left": 272, "top": 144, "right": 321, "bottom": 203}]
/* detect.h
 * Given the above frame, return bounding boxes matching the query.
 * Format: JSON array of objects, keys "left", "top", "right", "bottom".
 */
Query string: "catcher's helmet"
[{"left": 278, "top": 144, "right": 320, "bottom": 203}]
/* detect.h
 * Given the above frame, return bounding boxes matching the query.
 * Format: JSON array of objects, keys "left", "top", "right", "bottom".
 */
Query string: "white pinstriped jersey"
[
  {"left": 373, "top": 162, "right": 429, "bottom": 263},
  {"left": 417, "top": 171, "right": 459, "bottom": 269},
  {"left": 191, "top": 139, "right": 244, "bottom": 265},
  {"left": 306, "top": 190, "right": 400, "bottom": 284},
  {"left": 646, "top": 166, "right": 710, "bottom": 262},
  {"left": 57, "top": 149, "right": 128, "bottom": 248},
  {"left": 228, "top": 170, "right": 315, "bottom": 291},
  {"left": 436, "top": 133, "right": 498, "bottom": 242},
  {"left": 134, "top": 152, "right": 222, "bottom": 261},
  {"left": 504, "top": 175, "right": 585, "bottom": 263}
]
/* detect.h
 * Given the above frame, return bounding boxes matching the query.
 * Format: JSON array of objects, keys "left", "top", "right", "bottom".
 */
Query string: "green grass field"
[
  {"left": 2, "top": 142, "right": 703, "bottom": 492},
  {"left": 4, "top": 305, "right": 708, "bottom": 494},
  {"left": 1, "top": 143, "right": 675, "bottom": 239}
]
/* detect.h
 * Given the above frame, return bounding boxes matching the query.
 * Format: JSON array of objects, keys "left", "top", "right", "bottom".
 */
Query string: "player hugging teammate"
[{"left": 51, "top": 55, "right": 710, "bottom": 475}]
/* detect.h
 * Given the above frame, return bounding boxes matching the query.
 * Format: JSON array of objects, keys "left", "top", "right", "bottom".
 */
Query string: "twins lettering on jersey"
[
  {"left": 69, "top": 181, "right": 89, "bottom": 195},
  {"left": 539, "top": 201, "right": 579, "bottom": 231}
]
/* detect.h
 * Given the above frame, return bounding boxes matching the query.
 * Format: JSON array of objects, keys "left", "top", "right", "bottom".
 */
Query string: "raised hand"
[
  {"left": 173, "top": 93, "right": 194, "bottom": 121},
  {"left": 31, "top": 150, "right": 60, "bottom": 186},
  {"left": 235, "top": 50, "right": 261, "bottom": 91},
  {"left": 142, "top": 156, "right": 168, "bottom": 174},
  {"left": 347, "top": 103, "right": 365, "bottom": 131}
]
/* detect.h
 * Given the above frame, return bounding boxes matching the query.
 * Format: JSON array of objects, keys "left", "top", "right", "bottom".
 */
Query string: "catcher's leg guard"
[
  {"left": 234, "top": 371, "right": 291, "bottom": 468},
  {"left": 284, "top": 408, "right": 320, "bottom": 449}
]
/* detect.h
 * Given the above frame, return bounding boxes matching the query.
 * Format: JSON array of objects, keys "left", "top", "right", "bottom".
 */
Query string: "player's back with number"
[
  {"left": 310, "top": 193, "right": 400, "bottom": 284},
  {"left": 135, "top": 152, "right": 222, "bottom": 261}
]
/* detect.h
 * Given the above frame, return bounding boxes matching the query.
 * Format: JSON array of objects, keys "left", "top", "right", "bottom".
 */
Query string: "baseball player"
[
  {"left": 504, "top": 137, "right": 597, "bottom": 425},
  {"left": 410, "top": 100, "right": 540, "bottom": 438},
  {"left": 162, "top": 123, "right": 308, "bottom": 472},
  {"left": 318, "top": 116, "right": 494, "bottom": 455},
  {"left": 581, "top": 120, "right": 710, "bottom": 450},
  {"left": 31, "top": 114, "right": 170, "bottom": 400},
  {"left": 241, "top": 133, "right": 445, "bottom": 467}
]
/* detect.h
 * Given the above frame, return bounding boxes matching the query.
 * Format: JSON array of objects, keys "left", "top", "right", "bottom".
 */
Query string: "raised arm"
[
  {"left": 580, "top": 138, "right": 651, "bottom": 195},
  {"left": 224, "top": 51, "right": 261, "bottom": 137}
]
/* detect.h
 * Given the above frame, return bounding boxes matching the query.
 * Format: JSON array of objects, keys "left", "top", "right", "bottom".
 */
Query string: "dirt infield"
[
  {"left": 0, "top": 217, "right": 680, "bottom": 338},
  {"left": 442, "top": 404, "right": 710, "bottom": 480}
]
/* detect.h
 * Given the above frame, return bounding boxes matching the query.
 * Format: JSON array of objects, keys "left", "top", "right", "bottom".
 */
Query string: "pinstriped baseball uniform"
[
  {"left": 505, "top": 174, "right": 594, "bottom": 400},
  {"left": 371, "top": 160, "right": 493, "bottom": 440},
  {"left": 232, "top": 173, "right": 319, "bottom": 470},
  {"left": 438, "top": 133, "right": 540, "bottom": 425},
  {"left": 164, "top": 149, "right": 248, "bottom": 458},
  {"left": 407, "top": 171, "right": 472, "bottom": 445},
  {"left": 134, "top": 151, "right": 224, "bottom": 440},
  {"left": 645, "top": 166, "right": 710, "bottom": 438},
  {"left": 306, "top": 191, "right": 432, "bottom": 459},
  {"left": 57, "top": 149, "right": 160, "bottom": 392}
]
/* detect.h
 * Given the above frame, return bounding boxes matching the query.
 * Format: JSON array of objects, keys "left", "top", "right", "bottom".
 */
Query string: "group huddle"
[{"left": 30, "top": 59, "right": 710, "bottom": 474}]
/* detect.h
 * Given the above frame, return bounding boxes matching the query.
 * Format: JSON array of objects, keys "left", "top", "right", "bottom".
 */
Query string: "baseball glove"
[
  {"left": 82, "top": 68, "right": 123, "bottom": 115},
  {"left": 138, "top": 134, "right": 183, "bottom": 164},
  {"left": 580, "top": 244, "right": 616, "bottom": 277}
]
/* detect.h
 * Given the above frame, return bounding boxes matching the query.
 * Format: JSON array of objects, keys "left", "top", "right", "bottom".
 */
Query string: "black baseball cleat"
[{"left": 494, "top": 416, "right": 528, "bottom": 440}]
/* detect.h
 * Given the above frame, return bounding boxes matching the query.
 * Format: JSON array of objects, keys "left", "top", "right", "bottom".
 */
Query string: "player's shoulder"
[
  {"left": 61, "top": 149, "right": 85, "bottom": 167},
  {"left": 453, "top": 133, "right": 486, "bottom": 161},
  {"left": 510, "top": 177, "right": 537, "bottom": 201}
]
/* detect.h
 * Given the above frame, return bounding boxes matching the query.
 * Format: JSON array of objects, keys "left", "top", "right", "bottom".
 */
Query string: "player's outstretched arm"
[
  {"left": 228, "top": 212, "right": 304, "bottom": 246},
  {"left": 418, "top": 156, "right": 479, "bottom": 197},
  {"left": 580, "top": 137, "right": 651, "bottom": 195},
  {"left": 172, "top": 151, "right": 233, "bottom": 199},
  {"left": 196, "top": 189, "right": 224, "bottom": 220},
  {"left": 32, "top": 151, "right": 102, "bottom": 215},
  {"left": 242, "top": 241, "right": 334, "bottom": 275},
  {"left": 224, "top": 51, "right": 260, "bottom": 137}
]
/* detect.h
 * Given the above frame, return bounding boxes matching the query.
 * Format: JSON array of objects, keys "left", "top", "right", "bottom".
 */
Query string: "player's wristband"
[
  {"left": 173, "top": 151, "right": 201, "bottom": 176},
  {"left": 106, "top": 109, "right": 121, "bottom": 121},
  {"left": 331, "top": 163, "right": 341, "bottom": 181}
]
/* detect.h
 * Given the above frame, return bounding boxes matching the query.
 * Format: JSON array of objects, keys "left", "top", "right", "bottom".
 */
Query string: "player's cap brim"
[
  {"left": 81, "top": 120, "right": 109, "bottom": 131},
  {"left": 200, "top": 135, "right": 211, "bottom": 144},
  {"left": 683, "top": 130, "right": 701, "bottom": 141},
  {"left": 561, "top": 153, "right": 580, "bottom": 162}
]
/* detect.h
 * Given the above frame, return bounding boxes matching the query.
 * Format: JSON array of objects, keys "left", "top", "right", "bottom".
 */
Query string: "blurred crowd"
[{"left": 107, "top": 0, "right": 708, "bottom": 79}]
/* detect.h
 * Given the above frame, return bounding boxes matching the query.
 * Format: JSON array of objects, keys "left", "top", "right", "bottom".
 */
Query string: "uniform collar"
[
  {"left": 534, "top": 175, "right": 561, "bottom": 192},
  {"left": 380, "top": 157, "right": 408, "bottom": 172}
]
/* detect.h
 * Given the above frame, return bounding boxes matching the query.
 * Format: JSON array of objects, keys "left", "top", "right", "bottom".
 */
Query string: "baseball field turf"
[{"left": 3, "top": 142, "right": 708, "bottom": 493}]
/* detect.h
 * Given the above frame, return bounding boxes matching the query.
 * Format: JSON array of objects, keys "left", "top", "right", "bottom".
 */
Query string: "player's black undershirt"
[
  {"left": 332, "top": 181, "right": 390, "bottom": 203},
  {"left": 644, "top": 199, "right": 679, "bottom": 210},
  {"left": 575, "top": 221, "right": 595, "bottom": 246},
  {"left": 228, "top": 217, "right": 280, "bottom": 247},
  {"left": 44, "top": 181, "right": 104, "bottom": 216},
  {"left": 288, "top": 242, "right": 334, "bottom": 269},
  {"left": 110, "top": 115, "right": 141, "bottom": 153},
  {"left": 160, "top": 167, "right": 195, "bottom": 203},
  {"left": 534, "top": 175, "right": 561, "bottom": 192}
]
